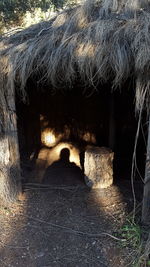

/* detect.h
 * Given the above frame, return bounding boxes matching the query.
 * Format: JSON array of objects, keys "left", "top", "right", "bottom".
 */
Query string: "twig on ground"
[
  {"left": 24, "top": 183, "right": 82, "bottom": 188},
  {"left": 24, "top": 187, "right": 74, "bottom": 192},
  {"left": 0, "top": 241, "right": 31, "bottom": 249},
  {"left": 23, "top": 215, "right": 126, "bottom": 241},
  {"left": 23, "top": 184, "right": 83, "bottom": 192}
]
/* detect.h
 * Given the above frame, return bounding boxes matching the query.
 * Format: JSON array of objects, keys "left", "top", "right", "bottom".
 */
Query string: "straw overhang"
[{"left": 0, "top": 0, "right": 150, "bottom": 111}]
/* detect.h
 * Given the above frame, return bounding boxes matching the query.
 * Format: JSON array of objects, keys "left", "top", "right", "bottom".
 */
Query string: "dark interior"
[{"left": 16, "top": 79, "right": 147, "bottom": 183}]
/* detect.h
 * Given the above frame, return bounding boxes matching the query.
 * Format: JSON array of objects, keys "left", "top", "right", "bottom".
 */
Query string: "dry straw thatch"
[{"left": 0, "top": 0, "right": 150, "bottom": 112}]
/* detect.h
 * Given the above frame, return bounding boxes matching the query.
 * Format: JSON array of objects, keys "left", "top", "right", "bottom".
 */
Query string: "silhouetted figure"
[
  {"left": 59, "top": 148, "right": 70, "bottom": 163},
  {"left": 43, "top": 148, "right": 84, "bottom": 185}
]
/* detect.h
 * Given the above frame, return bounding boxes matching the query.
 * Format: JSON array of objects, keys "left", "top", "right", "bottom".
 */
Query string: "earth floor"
[{"left": 0, "top": 161, "right": 143, "bottom": 267}]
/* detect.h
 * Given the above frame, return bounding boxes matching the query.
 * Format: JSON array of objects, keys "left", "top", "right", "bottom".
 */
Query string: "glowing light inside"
[
  {"left": 41, "top": 129, "right": 56, "bottom": 147},
  {"left": 44, "top": 133, "right": 56, "bottom": 145}
]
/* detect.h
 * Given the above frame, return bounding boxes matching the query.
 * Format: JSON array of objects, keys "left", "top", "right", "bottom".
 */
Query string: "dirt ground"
[{"left": 0, "top": 158, "right": 143, "bottom": 267}]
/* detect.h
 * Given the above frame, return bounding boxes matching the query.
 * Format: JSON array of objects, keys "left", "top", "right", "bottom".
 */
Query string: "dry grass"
[{"left": 0, "top": 0, "right": 149, "bottom": 112}]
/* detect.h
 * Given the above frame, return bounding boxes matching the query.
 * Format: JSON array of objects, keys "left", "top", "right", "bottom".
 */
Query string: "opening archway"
[{"left": 16, "top": 79, "right": 146, "bottom": 189}]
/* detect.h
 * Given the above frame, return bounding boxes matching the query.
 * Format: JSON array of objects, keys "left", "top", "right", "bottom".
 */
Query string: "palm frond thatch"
[{"left": 0, "top": 0, "right": 150, "bottom": 111}]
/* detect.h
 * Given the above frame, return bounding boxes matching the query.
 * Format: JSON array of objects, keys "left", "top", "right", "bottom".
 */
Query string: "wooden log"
[
  {"left": 142, "top": 116, "right": 150, "bottom": 224},
  {"left": 84, "top": 146, "right": 114, "bottom": 188}
]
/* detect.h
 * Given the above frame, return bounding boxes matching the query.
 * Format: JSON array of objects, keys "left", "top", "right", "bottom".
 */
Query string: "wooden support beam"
[{"left": 142, "top": 117, "right": 150, "bottom": 224}]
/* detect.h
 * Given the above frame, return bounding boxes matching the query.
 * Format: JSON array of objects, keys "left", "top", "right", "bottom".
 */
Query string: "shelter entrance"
[{"left": 16, "top": 81, "right": 146, "bottom": 187}]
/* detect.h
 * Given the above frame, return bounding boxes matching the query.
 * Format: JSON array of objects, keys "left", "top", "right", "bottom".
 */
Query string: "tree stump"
[{"left": 84, "top": 146, "right": 114, "bottom": 188}]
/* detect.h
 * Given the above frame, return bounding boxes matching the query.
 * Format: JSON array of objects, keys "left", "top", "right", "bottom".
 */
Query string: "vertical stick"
[
  {"left": 108, "top": 94, "right": 115, "bottom": 150},
  {"left": 142, "top": 117, "right": 150, "bottom": 224}
]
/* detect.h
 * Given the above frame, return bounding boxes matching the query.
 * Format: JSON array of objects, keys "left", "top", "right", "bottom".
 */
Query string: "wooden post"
[
  {"left": 142, "top": 116, "right": 150, "bottom": 224},
  {"left": 0, "top": 83, "right": 21, "bottom": 204}
]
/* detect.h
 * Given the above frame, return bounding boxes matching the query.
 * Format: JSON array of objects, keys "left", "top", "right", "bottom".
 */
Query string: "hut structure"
[{"left": 0, "top": 0, "right": 150, "bottom": 224}]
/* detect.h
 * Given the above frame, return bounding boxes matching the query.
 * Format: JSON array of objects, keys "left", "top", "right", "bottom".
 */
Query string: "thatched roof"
[{"left": 0, "top": 0, "right": 150, "bottom": 112}]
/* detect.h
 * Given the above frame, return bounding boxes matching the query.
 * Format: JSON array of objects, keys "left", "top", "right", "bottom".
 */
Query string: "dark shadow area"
[
  {"left": 16, "top": 80, "right": 146, "bottom": 188},
  {"left": 43, "top": 148, "right": 84, "bottom": 186}
]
